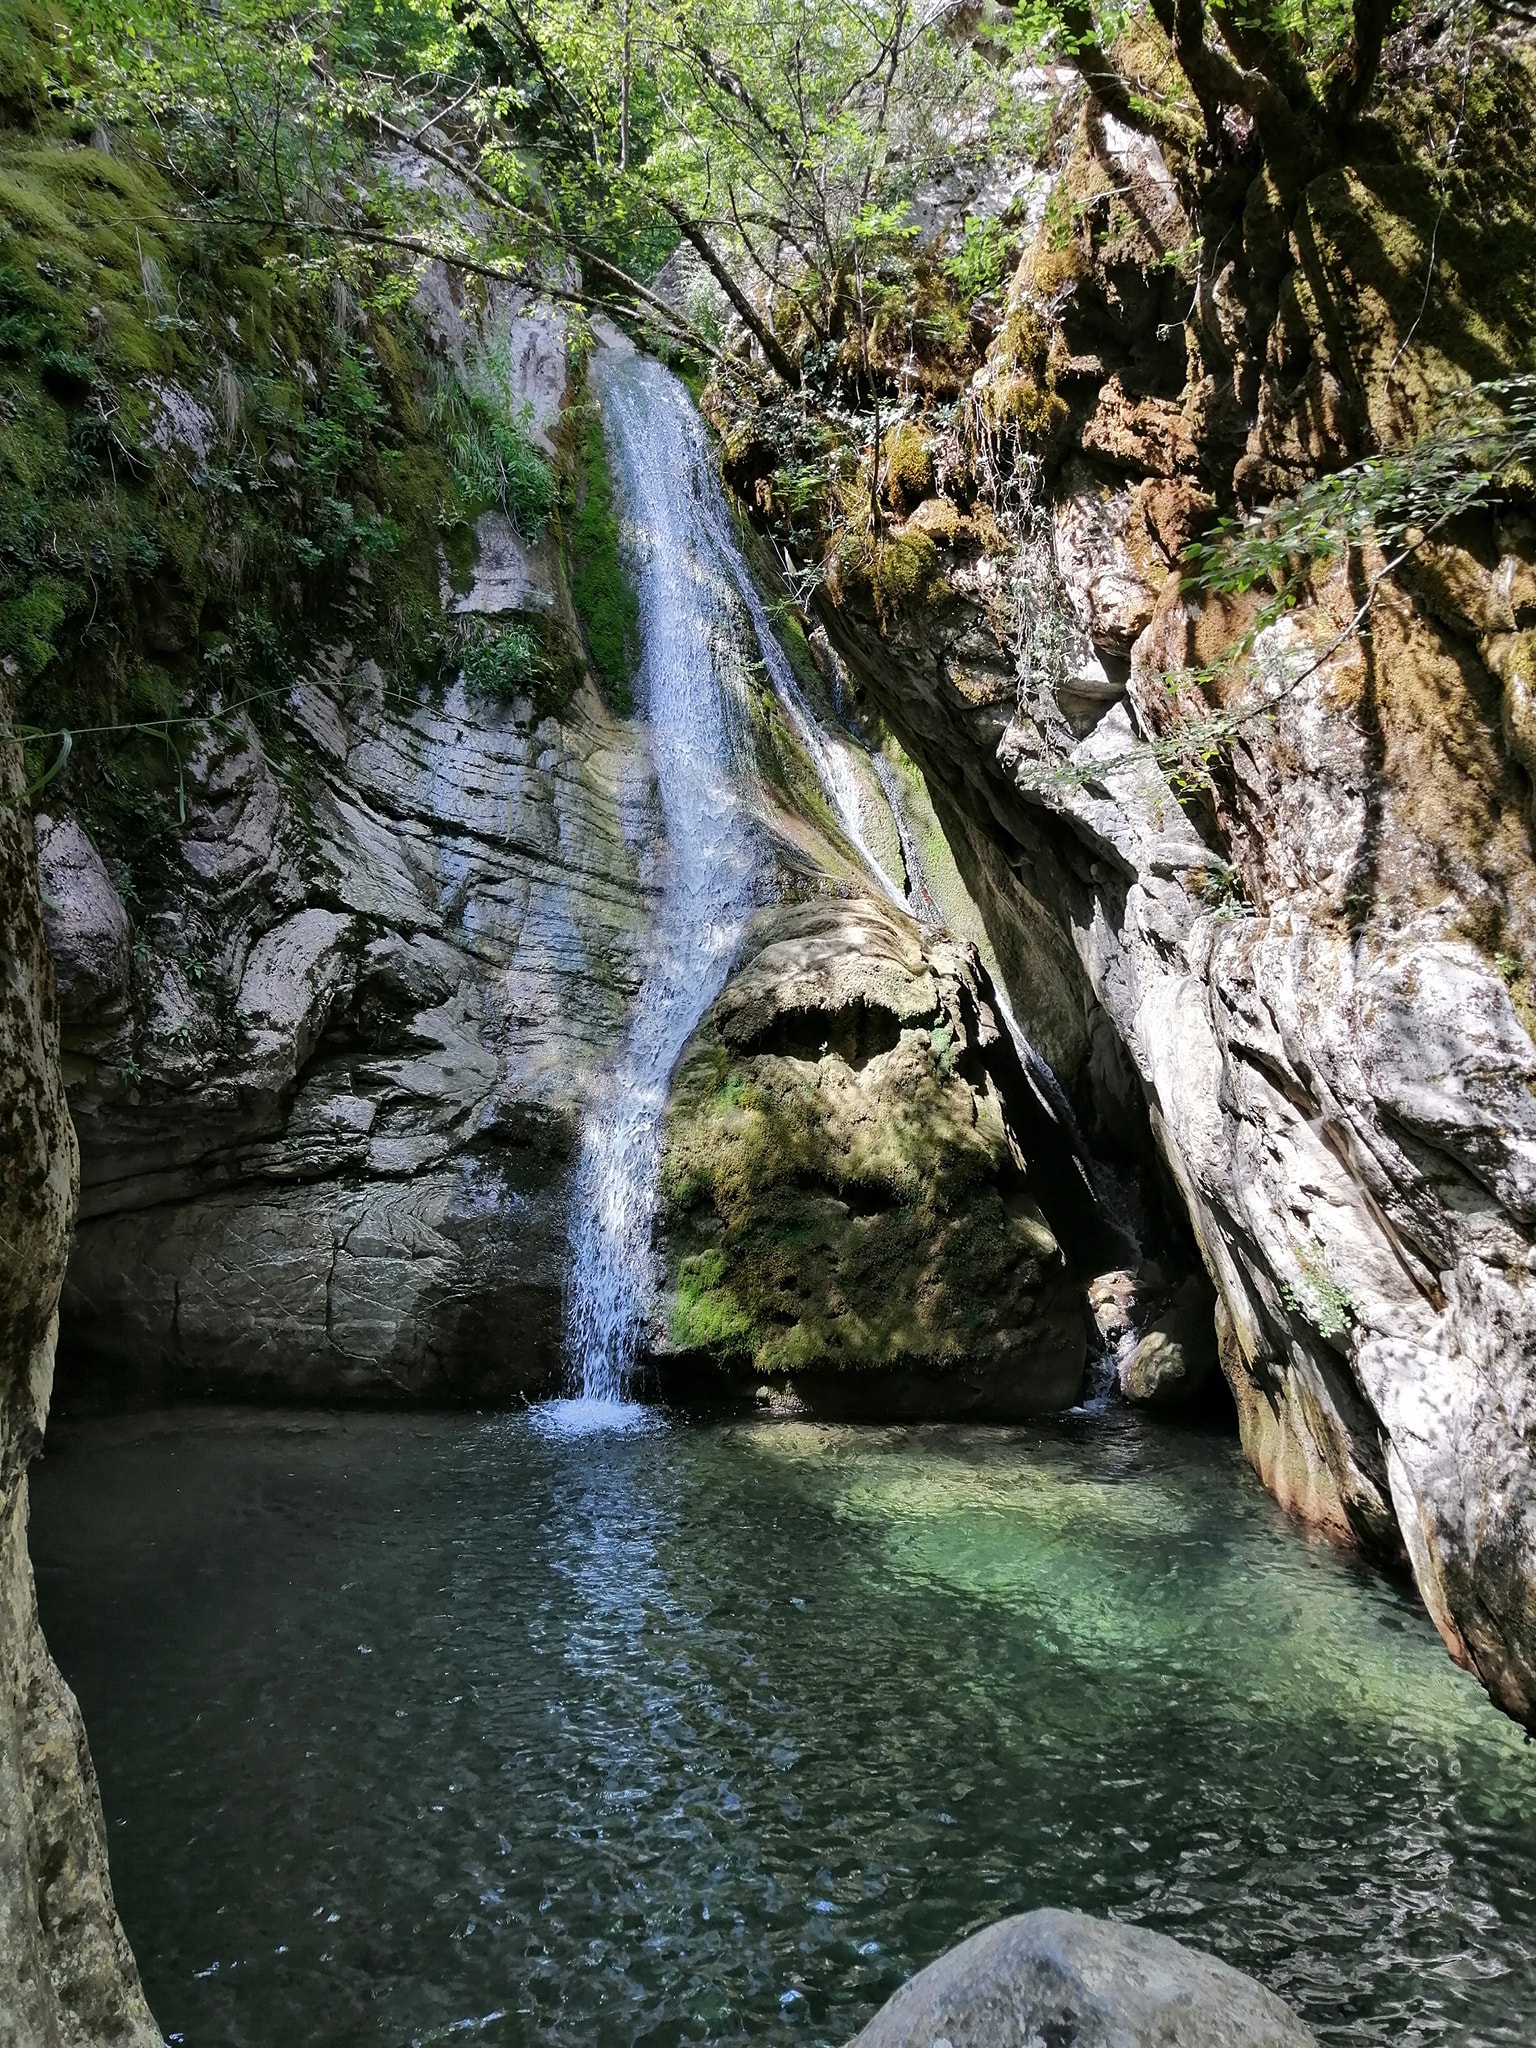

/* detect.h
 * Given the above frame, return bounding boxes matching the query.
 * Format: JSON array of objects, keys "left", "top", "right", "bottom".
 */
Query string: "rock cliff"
[
  {"left": 51, "top": 632, "right": 653, "bottom": 1401},
  {"left": 706, "top": 25, "right": 1536, "bottom": 1724},
  {"left": 38, "top": 286, "right": 662, "bottom": 1402},
  {"left": 0, "top": 697, "right": 159, "bottom": 2047}
]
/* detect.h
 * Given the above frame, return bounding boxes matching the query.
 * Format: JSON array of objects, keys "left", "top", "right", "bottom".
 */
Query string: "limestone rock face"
[
  {"left": 33, "top": 815, "right": 131, "bottom": 1022},
  {"left": 655, "top": 896, "right": 1096, "bottom": 1416},
  {"left": 823, "top": 518, "right": 1536, "bottom": 1722},
  {"left": 58, "top": 661, "right": 653, "bottom": 1402},
  {"left": 1052, "top": 464, "right": 1161, "bottom": 661},
  {"left": 0, "top": 705, "right": 160, "bottom": 2047},
  {"left": 846, "top": 1910, "right": 1316, "bottom": 2048}
]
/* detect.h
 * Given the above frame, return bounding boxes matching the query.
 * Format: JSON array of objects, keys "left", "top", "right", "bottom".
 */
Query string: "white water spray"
[{"left": 559, "top": 354, "right": 760, "bottom": 1414}]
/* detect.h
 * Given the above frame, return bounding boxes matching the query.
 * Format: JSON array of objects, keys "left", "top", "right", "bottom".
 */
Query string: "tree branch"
[
  {"left": 1323, "top": 0, "right": 1405, "bottom": 127},
  {"left": 312, "top": 223, "right": 714, "bottom": 354},
  {"left": 1058, "top": 2, "right": 1203, "bottom": 158},
  {"left": 365, "top": 107, "right": 719, "bottom": 359},
  {"left": 650, "top": 190, "right": 802, "bottom": 385}
]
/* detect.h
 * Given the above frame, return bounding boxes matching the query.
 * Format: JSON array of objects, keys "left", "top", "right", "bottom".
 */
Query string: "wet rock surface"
[
  {"left": 654, "top": 894, "right": 1095, "bottom": 1415},
  {"left": 822, "top": 524, "right": 1536, "bottom": 1721},
  {"left": 846, "top": 1909, "right": 1316, "bottom": 2048},
  {"left": 1119, "top": 1276, "right": 1219, "bottom": 1409}
]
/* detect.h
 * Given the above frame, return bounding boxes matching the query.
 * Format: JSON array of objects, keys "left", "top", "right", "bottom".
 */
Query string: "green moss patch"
[
  {"left": 657, "top": 939, "right": 1065, "bottom": 1379},
  {"left": 0, "top": 11, "right": 478, "bottom": 902},
  {"left": 568, "top": 404, "right": 638, "bottom": 712}
]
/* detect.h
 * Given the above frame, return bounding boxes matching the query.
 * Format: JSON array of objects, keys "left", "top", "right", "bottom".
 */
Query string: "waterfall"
[
  {"left": 556, "top": 351, "right": 760, "bottom": 1420},
  {"left": 704, "top": 534, "right": 909, "bottom": 913},
  {"left": 552, "top": 347, "right": 1125, "bottom": 1427}
]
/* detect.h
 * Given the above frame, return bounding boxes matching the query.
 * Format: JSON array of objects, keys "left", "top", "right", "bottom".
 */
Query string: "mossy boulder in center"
[{"left": 654, "top": 896, "right": 1088, "bottom": 1416}]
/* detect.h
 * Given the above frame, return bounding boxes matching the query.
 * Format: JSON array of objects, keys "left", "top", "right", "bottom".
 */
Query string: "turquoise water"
[{"left": 30, "top": 1406, "right": 1536, "bottom": 2048}]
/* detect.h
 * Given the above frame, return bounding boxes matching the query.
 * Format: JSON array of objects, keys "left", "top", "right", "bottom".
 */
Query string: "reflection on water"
[{"left": 30, "top": 1407, "right": 1536, "bottom": 2048}]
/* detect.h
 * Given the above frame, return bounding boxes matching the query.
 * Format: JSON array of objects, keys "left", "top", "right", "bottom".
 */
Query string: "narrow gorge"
[{"left": 2, "top": 2, "right": 1536, "bottom": 2044}]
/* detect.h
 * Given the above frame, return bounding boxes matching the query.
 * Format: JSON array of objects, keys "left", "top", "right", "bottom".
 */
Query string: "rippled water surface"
[{"left": 31, "top": 1407, "right": 1536, "bottom": 2048}]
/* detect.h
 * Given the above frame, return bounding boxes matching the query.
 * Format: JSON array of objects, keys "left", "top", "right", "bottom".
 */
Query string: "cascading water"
[
  {"left": 556, "top": 351, "right": 761, "bottom": 1421},
  {"left": 704, "top": 527, "right": 908, "bottom": 911}
]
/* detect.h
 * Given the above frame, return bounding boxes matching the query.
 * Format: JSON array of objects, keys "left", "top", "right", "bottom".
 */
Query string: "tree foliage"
[{"left": 41, "top": 0, "right": 1010, "bottom": 382}]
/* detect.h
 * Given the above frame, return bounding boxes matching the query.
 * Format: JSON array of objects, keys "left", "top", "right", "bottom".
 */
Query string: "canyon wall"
[
  {"left": 705, "top": 32, "right": 1536, "bottom": 1724},
  {"left": 0, "top": 700, "right": 159, "bottom": 2047},
  {"left": 50, "top": 540, "right": 655, "bottom": 1402}
]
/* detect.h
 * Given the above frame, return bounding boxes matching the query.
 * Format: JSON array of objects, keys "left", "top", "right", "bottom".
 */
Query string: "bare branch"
[
  {"left": 651, "top": 189, "right": 802, "bottom": 385},
  {"left": 364, "top": 107, "right": 719, "bottom": 358}
]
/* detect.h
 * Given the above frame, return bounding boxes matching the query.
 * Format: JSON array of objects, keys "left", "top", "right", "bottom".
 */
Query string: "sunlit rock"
[{"left": 847, "top": 1910, "right": 1316, "bottom": 2048}]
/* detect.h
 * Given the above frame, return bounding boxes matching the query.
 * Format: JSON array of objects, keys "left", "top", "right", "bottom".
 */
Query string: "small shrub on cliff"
[
  {"left": 944, "top": 214, "right": 1015, "bottom": 303},
  {"left": 439, "top": 389, "right": 555, "bottom": 542},
  {"left": 460, "top": 622, "right": 545, "bottom": 703}
]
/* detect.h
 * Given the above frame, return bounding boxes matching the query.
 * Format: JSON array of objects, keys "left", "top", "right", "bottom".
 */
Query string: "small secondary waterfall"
[{"left": 560, "top": 352, "right": 760, "bottom": 1412}]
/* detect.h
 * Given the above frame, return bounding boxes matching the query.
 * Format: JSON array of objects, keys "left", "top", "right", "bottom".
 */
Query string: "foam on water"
[{"left": 529, "top": 1397, "right": 666, "bottom": 1440}]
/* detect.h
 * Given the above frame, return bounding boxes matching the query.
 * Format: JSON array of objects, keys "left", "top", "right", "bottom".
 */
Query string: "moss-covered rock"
[
  {"left": 882, "top": 421, "right": 934, "bottom": 515},
  {"left": 655, "top": 895, "right": 1087, "bottom": 1415}
]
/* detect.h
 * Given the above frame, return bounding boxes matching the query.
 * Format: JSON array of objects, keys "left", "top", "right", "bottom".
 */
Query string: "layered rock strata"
[
  {"left": 50, "top": 647, "right": 653, "bottom": 1402},
  {"left": 44, "top": 291, "right": 669, "bottom": 1403}
]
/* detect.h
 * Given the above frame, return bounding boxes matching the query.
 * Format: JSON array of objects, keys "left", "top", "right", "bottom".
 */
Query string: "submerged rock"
[
  {"left": 846, "top": 1909, "right": 1316, "bottom": 2048},
  {"left": 654, "top": 895, "right": 1095, "bottom": 1416}
]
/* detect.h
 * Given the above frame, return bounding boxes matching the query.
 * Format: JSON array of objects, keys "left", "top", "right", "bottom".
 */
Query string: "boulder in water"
[
  {"left": 845, "top": 1909, "right": 1317, "bottom": 2047},
  {"left": 655, "top": 895, "right": 1096, "bottom": 1418},
  {"left": 1119, "top": 1275, "right": 1219, "bottom": 1409}
]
